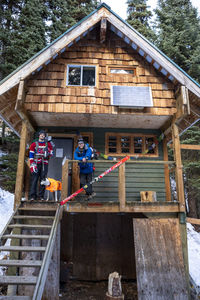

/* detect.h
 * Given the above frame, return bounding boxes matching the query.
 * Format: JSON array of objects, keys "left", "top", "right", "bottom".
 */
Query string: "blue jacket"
[{"left": 74, "top": 144, "right": 93, "bottom": 174}]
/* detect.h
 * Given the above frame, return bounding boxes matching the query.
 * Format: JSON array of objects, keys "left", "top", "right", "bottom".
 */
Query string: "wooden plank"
[
  {"left": 0, "top": 260, "right": 42, "bottom": 267},
  {"left": 0, "top": 276, "right": 37, "bottom": 285},
  {"left": 0, "top": 296, "right": 31, "bottom": 300},
  {"left": 133, "top": 218, "right": 189, "bottom": 300},
  {"left": 118, "top": 163, "right": 126, "bottom": 210},
  {"left": 13, "top": 215, "right": 54, "bottom": 220},
  {"left": 2, "top": 234, "right": 49, "bottom": 240},
  {"left": 187, "top": 217, "right": 200, "bottom": 225},
  {"left": 172, "top": 123, "right": 185, "bottom": 212},
  {"left": 18, "top": 207, "right": 57, "bottom": 211},
  {"left": 163, "top": 138, "right": 171, "bottom": 201},
  {"left": 8, "top": 224, "right": 52, "bottom": 229},
  {"left": 14, "top": 121, "right": 28, "bottom": 209},
  {"left": 0, "top": 246, "right": 46, "bottom": 252}
]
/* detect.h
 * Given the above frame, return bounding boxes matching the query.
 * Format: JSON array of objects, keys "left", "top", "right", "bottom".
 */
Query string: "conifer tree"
[
  {"left": 46, "top": 0, "right": 99, "bottom": 42},
  {"left": 0, "top": 0, "right": 22, "bottom": 78},
  {"left": 126, "top": 0, "right": 156, "bottom": 42},
  {"left": 11, "top": 0, "right": 48, "bottom": 67},
  {"left": 155, "top": 0, "right": 200, "bottom": 83}
]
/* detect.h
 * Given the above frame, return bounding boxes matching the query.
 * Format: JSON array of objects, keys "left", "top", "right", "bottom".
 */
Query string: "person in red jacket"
[{"left": 29, "top": 130, "right": 53, "bottom": 200}]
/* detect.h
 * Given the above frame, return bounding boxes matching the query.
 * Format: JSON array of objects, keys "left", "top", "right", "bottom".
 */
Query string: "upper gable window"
[
  {"left": 110, "top": 68, "right": 135, "bottom": 75},
  {"left": 67, "top": 65, "right": 96, "bottom": 86}
]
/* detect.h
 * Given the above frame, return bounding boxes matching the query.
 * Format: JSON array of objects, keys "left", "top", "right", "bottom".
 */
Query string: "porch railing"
[{"left": 61, "top": 159, "right": 174, "bottom": 206}]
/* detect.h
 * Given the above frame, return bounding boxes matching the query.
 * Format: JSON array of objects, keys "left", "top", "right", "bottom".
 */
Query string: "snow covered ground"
[{"left": 0, "top": 186, "right": 199, "bottom": 294}]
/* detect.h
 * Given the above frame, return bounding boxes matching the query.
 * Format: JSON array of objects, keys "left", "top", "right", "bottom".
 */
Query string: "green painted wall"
[{"left": 48, "top": 127, "right": 167, "bottom": 202}]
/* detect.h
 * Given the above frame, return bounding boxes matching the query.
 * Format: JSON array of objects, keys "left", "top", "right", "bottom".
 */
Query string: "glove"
[{"left": 30, "top": 163, "right": 38, "bottom": 173}]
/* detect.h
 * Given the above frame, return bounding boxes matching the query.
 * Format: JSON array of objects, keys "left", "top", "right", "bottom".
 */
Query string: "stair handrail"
[{"left": 32, "top": 205, "right": 63, "bottom": 300}]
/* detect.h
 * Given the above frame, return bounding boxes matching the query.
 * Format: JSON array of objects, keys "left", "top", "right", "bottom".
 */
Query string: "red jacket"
[{"left": 29, "top": 140, "right": 53, "bottom": 165}]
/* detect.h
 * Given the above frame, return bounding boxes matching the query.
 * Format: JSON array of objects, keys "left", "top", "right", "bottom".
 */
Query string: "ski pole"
[{"left": 60, "top": 155, "right": 130, "bottom": 206}]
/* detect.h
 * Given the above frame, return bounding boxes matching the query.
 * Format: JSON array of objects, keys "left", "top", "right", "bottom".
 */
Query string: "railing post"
[
  {"left": 61, "top": 159, "right": 69, "bottom": 200},
  {"left": 118, "top": 163, "right": 126, "bottom": 210},
  {"left": 171, "top": 123, "right": 185, "bottom": 212}
]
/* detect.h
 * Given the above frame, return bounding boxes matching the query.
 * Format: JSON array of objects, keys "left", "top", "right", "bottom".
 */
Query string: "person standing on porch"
[
  {"left": 74, "top": 137, "right": 95, "bottom": 199},
  {"left": 29, "top": 130, "right": 53, "bottom": 200}
]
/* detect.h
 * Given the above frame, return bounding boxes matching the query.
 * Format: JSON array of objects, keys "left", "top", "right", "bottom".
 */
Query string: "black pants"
[
  {"left": 29, "top": 163, "right": 48, "bottom": 199},
  {"left": 80, "top": 172, "right": 93, "bottom": 195}
]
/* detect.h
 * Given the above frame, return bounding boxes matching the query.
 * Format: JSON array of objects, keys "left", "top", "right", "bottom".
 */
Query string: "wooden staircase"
[{"left": 0, "top": 202, "right": 62, "bottom": 300}]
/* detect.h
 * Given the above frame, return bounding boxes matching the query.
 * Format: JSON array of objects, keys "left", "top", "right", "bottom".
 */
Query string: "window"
[
  {"left": 109, "top": 67, "right": 135, "bottom": 75},
  {"left": 67, "top": 65, "right": 96, "bottom": 86},
  {"left": 106, "top": 133, "right": 158, "bottom": 156}
]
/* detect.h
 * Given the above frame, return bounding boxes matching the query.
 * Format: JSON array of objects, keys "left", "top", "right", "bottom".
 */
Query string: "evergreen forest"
[{"left": 0, "top": 0, "right": 200, "bottom": 217}]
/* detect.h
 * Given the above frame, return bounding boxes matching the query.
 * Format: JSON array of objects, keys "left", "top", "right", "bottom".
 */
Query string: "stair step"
[
  {"left": 0, "top": 275, "right": 37, "bottom": 285},
  {"left": 0, "top": 259, "right": 42, "bottom": 267},
  {"left": 0, "top": 246, "right": 46, "bottom": 252},
  {"left": 18, "top": 207, "right": 57, "bottom": 211},
  {"left": 8, "top": 224, "right": 52, "bottom": 229},
  {"left": 2, "top": 234, "right": 49, "bottom": 240},
  {"left": 13, "top": 215, "right": 54, "bottom": 220},
  {"left": 0, "top": 296, "right": 31, "bottom": 300}
]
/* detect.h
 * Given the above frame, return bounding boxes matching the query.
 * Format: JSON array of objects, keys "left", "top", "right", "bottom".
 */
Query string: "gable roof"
[
  {"left": 1, "top": 2, "right": 200, "bottom": 97},
  {"left": 0, "top": 2, "right": 200, "bottom": 136}
]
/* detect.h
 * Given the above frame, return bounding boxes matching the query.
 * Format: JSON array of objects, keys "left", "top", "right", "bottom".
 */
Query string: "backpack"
[{"left": 90, "top": 146, "right": 98, "bottom": 160}]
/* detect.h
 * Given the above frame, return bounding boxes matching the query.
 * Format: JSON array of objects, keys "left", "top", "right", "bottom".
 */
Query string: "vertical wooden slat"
[
  {"left": 171, "top": 123, "right": 185, "bottom": 212},
  {"left": 61, "top": 160, "right": 69, "bottom": 200},
  {"left": 163, "top": 137, "right": 171, "bottom": 201},
  {"left": 14, "top": 121, "right": 28, "bottom": 209},
  {"left": 118, "top": 163, "right": 126, "bottom": 210}
]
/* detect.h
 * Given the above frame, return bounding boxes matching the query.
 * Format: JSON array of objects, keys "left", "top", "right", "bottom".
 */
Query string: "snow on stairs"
[{"left": 0, "top": 202, "right": 62, "bottom": 300}]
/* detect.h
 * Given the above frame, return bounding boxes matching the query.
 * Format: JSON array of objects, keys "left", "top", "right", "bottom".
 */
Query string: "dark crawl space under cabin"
[{"left": 0, "top": 3, "right": 200, "bottom": 300}]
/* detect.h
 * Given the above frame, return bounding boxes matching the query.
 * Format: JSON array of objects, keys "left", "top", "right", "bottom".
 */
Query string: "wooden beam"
[
  {"left": 14, "top": 121, "right": 28, "bottom": 209},
  {"left": 175, "top": 86, "right": 190, "bottom": 122},
  {"left": 118, "top": 163, "right": 126, "bottom": 210},
  {"left": 186, "top": 217, "right": 200, "bottom": 225},
  {"left": 61, "top": 159, "right": 69, "bottom": 200},
  {"left": 180, "top": 144, "right": 200, "bottom": 150},
  {"left": 15, "top": 80, "right": 35, "bottom": 133},
  {"left": 100, "top": 18, "right": 107, "bottom": 43},
  {"left": 171, "top": 123, "right": 185, "bottom": 212},
  {"left": 163, "top": 138, "right": 171, "bottom": 201},
  {"left": 64, "top": 202, "right": 179, "bottom": 213},
  {"left": 169, "top": 144, "right": 200, "bottom": 150}
]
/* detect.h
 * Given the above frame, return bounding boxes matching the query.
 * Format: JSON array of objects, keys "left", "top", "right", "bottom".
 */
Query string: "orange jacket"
[{"left": 45, "top": 178, "right": 62, "bottom": 192}]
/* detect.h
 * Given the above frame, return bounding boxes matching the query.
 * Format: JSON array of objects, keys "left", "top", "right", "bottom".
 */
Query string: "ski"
[{"left": 60, "top": 155, "right": 130, "bottom": 206}]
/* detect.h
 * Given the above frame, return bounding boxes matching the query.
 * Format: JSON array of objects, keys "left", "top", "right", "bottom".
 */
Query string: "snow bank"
[
  {"left": 187, "top": 223, "right": 200, "bottom": 292},
  {"left": 0, "top": 188, "right": 14, "bottom": 275}
]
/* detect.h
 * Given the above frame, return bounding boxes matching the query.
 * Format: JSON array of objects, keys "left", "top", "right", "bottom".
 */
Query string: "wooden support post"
[
  {"left": 163, "top": 138, "right": 171, "bottom": 201},
  {"left": 172, "top": 123, "right": 185, "bottom": 212},
  {"left": 61, "top": 159, "right": 69, "bottom": 200},
  {"left": 14, "top": 121, "right": 28, "bottom": 209},
  {"left": 118, "top": 163, "right": 126, "bottom": 210}
]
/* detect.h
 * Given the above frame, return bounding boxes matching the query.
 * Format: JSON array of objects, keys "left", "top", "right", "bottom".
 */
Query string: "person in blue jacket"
[{"left": 74, "top": 137, "right": 94, "bottom": 197}]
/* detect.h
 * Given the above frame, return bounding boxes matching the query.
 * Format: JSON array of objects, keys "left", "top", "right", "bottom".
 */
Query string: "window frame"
[
  {"left": 105, "top": 132, "right": 158, "bottom": 157},
  {"left": 66, "top": 64, "right": 96, "bottom": 87}
]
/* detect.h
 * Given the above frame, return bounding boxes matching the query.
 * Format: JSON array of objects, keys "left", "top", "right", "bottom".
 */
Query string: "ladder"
[{"left": 0, "top": 202, "right": 62, "bottom": 300}]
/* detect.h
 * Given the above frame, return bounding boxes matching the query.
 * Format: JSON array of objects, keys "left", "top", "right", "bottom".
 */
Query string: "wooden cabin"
[{"left": 1, "top": 3, "right": 200, "bottom": 299}]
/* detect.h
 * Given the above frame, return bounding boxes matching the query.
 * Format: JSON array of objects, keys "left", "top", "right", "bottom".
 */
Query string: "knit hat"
[
  {"left": 38, "top": 129, "right": 46, "bottom": 137},
  {"left": 78, "top": 138, "right": 84, "bottom": 145}
]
